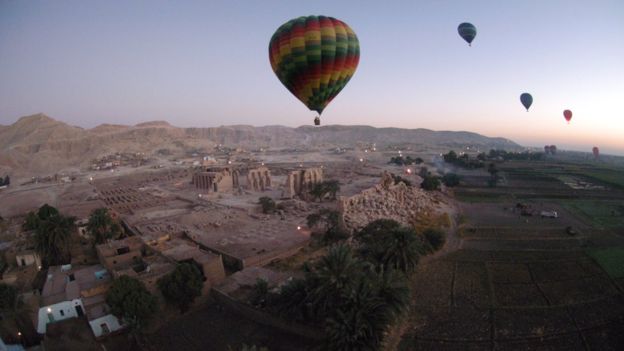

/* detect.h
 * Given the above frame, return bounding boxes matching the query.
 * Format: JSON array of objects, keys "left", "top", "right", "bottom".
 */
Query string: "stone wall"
[
  {"left": 338, "top": 171, "right": 446, "bottom": 232},
  {"left": 282, "top": 167, "right": 323, "bottom": 199}
]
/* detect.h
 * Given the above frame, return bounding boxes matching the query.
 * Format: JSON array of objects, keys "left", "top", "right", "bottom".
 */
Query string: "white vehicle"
[{"left": 540, "top": 210, "right": 558, "bottom": 218}]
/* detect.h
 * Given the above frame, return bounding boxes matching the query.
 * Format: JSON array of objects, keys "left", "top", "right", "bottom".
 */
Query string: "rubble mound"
[{"left": 338, "top": 171, "right": 449, "bottom": 232}]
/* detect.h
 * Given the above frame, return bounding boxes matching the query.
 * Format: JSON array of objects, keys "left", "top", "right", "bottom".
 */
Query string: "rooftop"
[
  {"left": 160, "top": 241, "right": 221, "bottom": 264},
  {"left": 82, "top": 293, "right": 108, "bottom": 320},
  {"left": 96, "top": 236, "right": 144, "bottom": 257},
  {"left": 42, "top": 264, "right": 110, "bottom": 306}
]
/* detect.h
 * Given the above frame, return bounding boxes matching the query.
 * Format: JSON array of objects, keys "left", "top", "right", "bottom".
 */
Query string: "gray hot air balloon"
[
  {"left": 520, "top": 93, "right": 533, "bottom": 111},
  {"left": 458, "top": 22, "right": 477, "bottom": 46}
]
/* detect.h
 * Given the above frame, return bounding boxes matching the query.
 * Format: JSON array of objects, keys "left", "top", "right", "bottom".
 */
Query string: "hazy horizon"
[
  {"left": 1, "top": 1, "right": 623, "bottom": 155},
  {"left": 4, "top": 112, "right": 623, "bottom": 157}
]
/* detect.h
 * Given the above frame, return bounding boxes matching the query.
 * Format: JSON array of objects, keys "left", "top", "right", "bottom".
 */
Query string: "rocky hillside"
[{"left": 0, "top": 113, "right": 520, "bottom": 176}]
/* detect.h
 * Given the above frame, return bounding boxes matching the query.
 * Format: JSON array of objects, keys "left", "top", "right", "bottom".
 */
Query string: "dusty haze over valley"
[{"left": 0, "top": 113, "right": 519, "bottom": 178}]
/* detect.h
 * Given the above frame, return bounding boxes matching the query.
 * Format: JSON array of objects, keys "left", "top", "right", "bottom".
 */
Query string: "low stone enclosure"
[{"left": 126, "top": 203, "right": 311, "bottom": 271}]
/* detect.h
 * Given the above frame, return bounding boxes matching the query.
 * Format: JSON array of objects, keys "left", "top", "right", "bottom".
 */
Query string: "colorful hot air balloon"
[
  {"left": 520, "top": 93, "right": 533, "bottom": 111},
  {"left": 269, "top": 16, "right": 360, "bottom": 125},
  {"left": 592, "top": 146, "right": 599, "bottom": 159},
  {"left": 458, "top": 22, "right": 477, "bottom": 46},
  {"left": 563, "top": 109, "right": 572, "bottom": 123}
]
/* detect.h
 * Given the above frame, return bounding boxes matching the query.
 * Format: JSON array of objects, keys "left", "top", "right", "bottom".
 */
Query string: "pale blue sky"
[{"left": 1, "top": 1, "right": 623, "bottom": 154}]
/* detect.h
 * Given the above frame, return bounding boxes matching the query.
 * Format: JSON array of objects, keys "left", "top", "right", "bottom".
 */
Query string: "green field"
[
  {"left": 576, "top": 168, "right": 624, "bottom": 190},
  {"left": 587, "top": 248, "right": 624, "bottom": 278},
  {"left": 558, "top": 199, "right": 624, "bottom": 229},
  {"left": 500, "top": 160, "right": 624, "bottom": 190},
  {"left": 454, "top": 192, "right": 510, "bottom": 203}
]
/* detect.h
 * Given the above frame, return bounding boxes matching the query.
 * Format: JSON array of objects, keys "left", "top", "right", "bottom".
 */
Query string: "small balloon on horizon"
[{"left": 520, "top": 93, "right": 533, "bottom": 111}]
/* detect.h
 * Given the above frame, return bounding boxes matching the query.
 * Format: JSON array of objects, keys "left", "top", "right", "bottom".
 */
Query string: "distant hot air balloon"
[
  {"left": 520, "top": 93, "right": 533, "bottom": 111},
  {"left": 545, "top": 145, "right": 557, "bottom": 155},
  {"left": 592, "top": 146, "right": 599, "bottom": 160},
  {"left": 563, "top": 110, "right": 572, "bottom": 123},
  {"left": 458, "top": 22, "right": 477, "bottom": 46},
  {"left": 269, "top": 16, "right": 360, "bottom": 126}
]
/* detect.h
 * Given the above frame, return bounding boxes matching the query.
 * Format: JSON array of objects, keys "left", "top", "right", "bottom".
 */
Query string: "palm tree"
[
  {"left": 378, "top": 227, "right": 421, "bottom": 273},
  {"left": 323, "top": 267, "right": 411, "bottom": 351},
  {"left": 371, "top": 268, "right": 411, "bottom": 322},
  {"left": 86, "top": 208, "right": 121, "bottom": 245},
  {"left": 306, "top": 244, "right": 366, "bottom": 319},
  {"left": 324, "top": 272, "right": 396, "bottom": 351},
  {"left": 356, "top": 220, "right": 421, "bottom": 274},
  {"left": 274, "top": 278, "right": 309, "bottom": 321},
  {"left": 34, "top": 212, "right": 75, "bottom": 267}
]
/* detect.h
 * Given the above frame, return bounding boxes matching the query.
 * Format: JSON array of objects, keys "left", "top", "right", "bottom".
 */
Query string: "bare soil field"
[
  {"left": 400, "top": 159, "right": 624, "bottom": 350},
  {"left": 399, "top": 249, "right": 624, "bottom": 350}
]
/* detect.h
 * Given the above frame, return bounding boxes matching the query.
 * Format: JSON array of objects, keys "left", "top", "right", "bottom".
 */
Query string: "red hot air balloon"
[
  {"left": 563, "top": 110, "right": 572, "bottom": 123},
  {"left": 592, "top": 146, "right": 599, "bottom": 160}
]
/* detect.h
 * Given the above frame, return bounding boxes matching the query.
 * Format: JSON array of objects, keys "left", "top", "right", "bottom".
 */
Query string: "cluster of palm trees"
[
  {"left": 23, "top": 205, "right": 123, "bottom": 268},
  {"left": 268, "top": 219, "right": 444, "bottom": 350},
  {"left": 23, "top": 204, "right": 75, "bottom": 267}
]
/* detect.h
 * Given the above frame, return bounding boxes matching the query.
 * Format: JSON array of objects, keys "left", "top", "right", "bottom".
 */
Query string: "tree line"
[{"left": 252, "top": 219, "right": 446, "bottom": 350}]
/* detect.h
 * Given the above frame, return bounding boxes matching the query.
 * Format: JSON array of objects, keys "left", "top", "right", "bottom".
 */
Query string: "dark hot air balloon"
[
  {"left": 545, "top": 145, "right": 557, "bottom": 155},
  {"left": 458, "top": 22, "right": 477, "bottom": 46},
  {"left": 269, "top": 16, "right": 360, "bottom": 126},
  {"left": 592, "top": 147, "right": 599, "bottom": 159},
  {"left": 520, "top": 93, "right": 533, "bottom": 111},
  {"left": 563, "top": 110, "right": 572, "bottom": 123}
]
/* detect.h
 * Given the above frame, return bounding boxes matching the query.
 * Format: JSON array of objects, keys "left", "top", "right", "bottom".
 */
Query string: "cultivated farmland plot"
[{"left": 400, "top": 159, "right": 624, "bottom": 350}]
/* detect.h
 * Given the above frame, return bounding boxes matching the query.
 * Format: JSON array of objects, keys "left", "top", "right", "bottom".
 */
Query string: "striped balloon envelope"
[{"left": 269, "top": 16, "right": 360, "bottom": 124}]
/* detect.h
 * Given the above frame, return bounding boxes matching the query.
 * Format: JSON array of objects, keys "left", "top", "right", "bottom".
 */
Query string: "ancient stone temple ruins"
[
  {"left": 192, "top": 166, "right": 272, "bottom": 193},
  {"left": 283, "top": 167, "right": 324, "bottom": 198},
  {"left": 192, "top": 167, "right": 239, "bottom": 192},
  {"left": 246, "top": 166, "right": 271, "bottom": 192}
]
